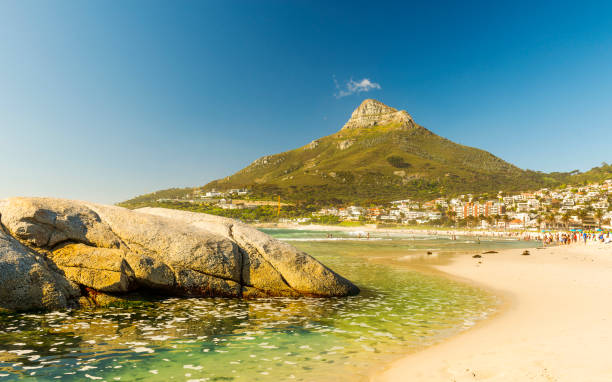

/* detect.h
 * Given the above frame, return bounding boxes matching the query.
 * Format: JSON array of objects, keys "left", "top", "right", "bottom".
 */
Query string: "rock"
[
  {"left": 0, "top": 197, "right": 120, "bottom": 249},
  {"left": 0, "top": 230, "right": 79, "bottom": 312},
  {"left": 306, "top": 139, "right": 319, "bottom": 149},
  {"left": 0, "top": 197, "right": 359, "bottom": 311},
  {"left": 341, "top": 99, "right": 414, "bottom": 130},
  {"left": 337, "top": 139, "right": 355, "bottom": 150},
  {"left": 123, "top": 252, "right": 175, "bottom": 290},
  {"left": 482, "top": 250, "right": 498, "bottom": 254},
  {"left": 50, "top": 244, "right": 134, "bottom": 293},
  {"left": 136, "top": 207, "right": 360, "bottom": 297}
]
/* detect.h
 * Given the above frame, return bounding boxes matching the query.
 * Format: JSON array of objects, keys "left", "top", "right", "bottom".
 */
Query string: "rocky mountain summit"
[
  {"left": 0, "top": 197, "right": 359, "bottom": 312},
  {"left": 123, "top": 99, "right": 572, "bottom": 207},
  {"left": 341, "top": 99, "right": 414, "bottom": 130}
]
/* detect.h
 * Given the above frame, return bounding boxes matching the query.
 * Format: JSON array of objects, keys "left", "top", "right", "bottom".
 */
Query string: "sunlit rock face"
[
  {"left": 0, "top": 197, "right": 359, "bottom": 311},
  {"left": 341, "top": 99, "right": 414, "bottom": 130},
  {"left": 0, "top": 229, "right": 80, "bottom": 312}
]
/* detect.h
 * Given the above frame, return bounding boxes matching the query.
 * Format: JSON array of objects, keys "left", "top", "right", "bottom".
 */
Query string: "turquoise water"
[{"left": 0, "top": 229, "right": 537, "bottom": 381}]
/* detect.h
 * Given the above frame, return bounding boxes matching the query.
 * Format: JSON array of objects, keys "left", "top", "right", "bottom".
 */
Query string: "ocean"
[{"left": 0, "top": 229, "right": 537, "bottom": 381}]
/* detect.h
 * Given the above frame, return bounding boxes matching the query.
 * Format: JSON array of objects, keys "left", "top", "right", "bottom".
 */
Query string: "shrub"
[{"left": 386, "top": 156, "right": 411, "bottom": 168}]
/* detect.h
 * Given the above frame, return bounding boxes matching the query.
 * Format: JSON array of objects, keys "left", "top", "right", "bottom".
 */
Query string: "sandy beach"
[
  {"left": 256, "top": 223, "right": 540, "bottom": 239},
  {"left": 374, "top": 243, "right": 612, "bottom": 382}
]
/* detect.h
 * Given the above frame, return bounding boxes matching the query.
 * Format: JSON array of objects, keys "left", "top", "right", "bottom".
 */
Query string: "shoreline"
[
  {"left": 372, "top": 242, "right": 612, "bottom": 382},
  {"left": 255, "top": 222, "right": 548, "bottom": 240}
]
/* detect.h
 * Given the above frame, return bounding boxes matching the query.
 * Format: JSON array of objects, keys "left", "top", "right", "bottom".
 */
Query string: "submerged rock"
[{"left": 0, "top": 197, "right": 359, "bottom": 311}]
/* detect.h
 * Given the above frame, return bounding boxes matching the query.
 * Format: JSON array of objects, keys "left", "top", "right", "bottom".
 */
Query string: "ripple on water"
[{"left": 0, "top": 233, "right": 508, "bottom": 381}]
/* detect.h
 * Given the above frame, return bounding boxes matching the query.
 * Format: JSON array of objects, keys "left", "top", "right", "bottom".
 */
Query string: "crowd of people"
[
  {"left": 430, "top": 229, "right": 612, "bottom": 246},
  {"left": 541, "top": 231, "right": 612, "bottom": 245}
]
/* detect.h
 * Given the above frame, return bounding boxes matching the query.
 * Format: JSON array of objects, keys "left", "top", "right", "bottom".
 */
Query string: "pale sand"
[
  {"left": 375, "top": 243, "right": 612, "bottom": 382},
  {"left": 258, "top": 222, "right": 542, "bottom": 239}
]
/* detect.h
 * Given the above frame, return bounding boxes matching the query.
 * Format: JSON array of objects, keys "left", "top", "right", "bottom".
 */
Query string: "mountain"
[
  {"left": 194, "top": 99, "right": 561, "bottom": 203},
  {"left": 122, "top": 99, "right": 610, "bottom": 207}
]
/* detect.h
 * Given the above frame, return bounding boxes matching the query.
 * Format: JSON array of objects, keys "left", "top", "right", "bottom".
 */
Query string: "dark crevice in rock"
[
  {"left": 186, "top": 267, "right": 242, "bottom": 285},
  {"left": 237, "top": 246, "right": 248, "bottom": 288},
  {"left": 0, "top": 215, "right": 8, "bottom": 235},
  {"left": 240, "top": 239, "right": 296, "bottom": 292},
  {"left": 104, "top": 224, "right": 136, "bottom": 252},
  {"left": 227, "top": 224, "right": 236, "bottom": 241},
  {"left": 229, "top": 224, "right": 246, "bottom": 289},
  {"left": 49, "top": 239, "right": 85, "bottom": 252},
  {"left": 54, "top": 264, "right": 128, "bottom": 274},
  {"left": 84, "top": 205, "right": 136, "bottom": 252}
]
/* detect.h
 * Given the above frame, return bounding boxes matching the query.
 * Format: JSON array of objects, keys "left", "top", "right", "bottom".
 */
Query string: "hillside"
[{"left": 121, "top": 99, "right": 608, "bottom": 207}]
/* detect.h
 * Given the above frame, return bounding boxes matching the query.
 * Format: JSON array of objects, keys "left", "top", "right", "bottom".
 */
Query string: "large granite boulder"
[
  {"left": 0, "top": 197, "right": 358, "bottom": 311},
  {"left": 0, "top": 229, "right": 80, "bottom": 312},
  {"left": 136, "top": 207, "right": 359, "bottom": 298}
]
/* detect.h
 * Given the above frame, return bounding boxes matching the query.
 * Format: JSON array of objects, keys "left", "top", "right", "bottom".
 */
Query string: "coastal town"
[
  {"left": 312, "top": 179, "right": 612, "bottom": 230},
  {"left": 155, "top": 180, "right": 612, "bottom": 231}
]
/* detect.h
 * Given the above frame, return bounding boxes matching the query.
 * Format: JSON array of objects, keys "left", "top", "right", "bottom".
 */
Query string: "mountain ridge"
[{"left": 121, "top": 100, "right": 612, "bottom": 207}]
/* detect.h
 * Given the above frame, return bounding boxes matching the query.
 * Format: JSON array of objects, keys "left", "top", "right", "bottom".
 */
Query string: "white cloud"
[{"left": 334, "top": 77, "right": 381, "bottom": 98}]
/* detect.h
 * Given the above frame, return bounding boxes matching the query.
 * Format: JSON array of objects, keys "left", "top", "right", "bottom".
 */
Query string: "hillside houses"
[{"left": 313, "top": 179, "right": 612, "bottom": 230}]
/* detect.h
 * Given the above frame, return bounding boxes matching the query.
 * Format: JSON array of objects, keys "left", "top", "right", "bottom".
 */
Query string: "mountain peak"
[{"left": 341, "top": 99, "right": 413, "bottom": 131}]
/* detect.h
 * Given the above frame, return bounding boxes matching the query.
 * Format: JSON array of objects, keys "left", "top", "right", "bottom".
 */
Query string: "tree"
[
  {"left": 446, "top": 209, "right": 457, "bottom": 222},
  {"left": 502, "top": 214, "right": 510, "bottom": 230},
  {"left": 546, "top": 213, "right": 557, "bottom": 229},
  {"left": 595, "top": 209, "right": 604, "bottom": 227},
  {"left": 493, "top": 214, "right": 501, "bottom": 227},
  {"left": 466, "top": 215, "right": 477, "bottom": 228},
  {"left": 577, "top": 209, "right": 588, "bottom": 222},
  {"left": 561, "top": 212, "right": 571, "bottom": 228}
]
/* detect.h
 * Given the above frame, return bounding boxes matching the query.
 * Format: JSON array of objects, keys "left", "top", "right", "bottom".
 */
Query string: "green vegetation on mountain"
[
  {"left": 119, "top": 200, "right": 316, "bottom": 222},
  {"left": 120, "top": 99, "right": 609, "bottom": 208},
  {"left": 123, "top": 187, "right": 194, "bottom": 206},
  {"left": 565, "top": 163, "right": 612, "bottom": 185}
]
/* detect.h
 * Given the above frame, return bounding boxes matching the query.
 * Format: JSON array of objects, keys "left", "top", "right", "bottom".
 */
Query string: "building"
[
  {"left": 453, "top": 201, "right": 504, "bottom": 218},
  {"left": 205, "top": 189, "right": 223, "bottom": 198}
]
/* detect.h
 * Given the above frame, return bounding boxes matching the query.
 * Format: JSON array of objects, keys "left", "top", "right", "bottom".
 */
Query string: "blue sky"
[{"left": 1, "top": 1, "right": 612, "bottom": 204}]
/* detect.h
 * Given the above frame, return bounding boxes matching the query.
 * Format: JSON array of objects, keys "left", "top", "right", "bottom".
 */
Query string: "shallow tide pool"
[{"left": 0, "top": 230, "right": 536, "bottom": 381}]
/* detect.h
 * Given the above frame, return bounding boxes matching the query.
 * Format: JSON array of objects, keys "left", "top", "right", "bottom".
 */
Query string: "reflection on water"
[{"left": 0, "top": 229, "right": 535, "bottom": 381}]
